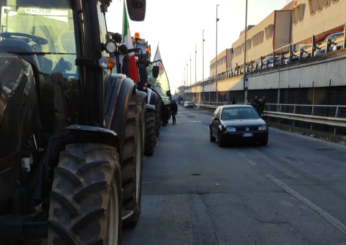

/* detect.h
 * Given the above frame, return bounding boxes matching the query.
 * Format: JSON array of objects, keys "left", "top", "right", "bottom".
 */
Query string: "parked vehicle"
[
  {"left": 0, "top": 0, "right": 146, "bottom": 244},
  {"left": 209, "top": 105, "right": 268, "bottom": 147},
  {"left": 284, "top": 45, "right": 311, "bottom": 64},
  {"left": 184, "top": 101, "right": 195, "bottom": 108}
]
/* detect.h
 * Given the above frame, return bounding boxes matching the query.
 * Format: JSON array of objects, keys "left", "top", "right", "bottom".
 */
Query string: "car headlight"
[
  {"left": 259, "top": 126, "right": 267, "bottom": 131},
  {"left": 226, "top": 127, "right": 237, "bottom": 132}
]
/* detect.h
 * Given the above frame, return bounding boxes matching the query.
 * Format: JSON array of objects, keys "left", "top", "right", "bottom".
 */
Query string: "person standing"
[
  {"left": 251, "top": 96, "right": 260, "bottom": 114},
  {"left": 259, "top": 96, "right": 267, "bottom": 116},
  {"left": 170, "top": 100, "right": 178, "bottom": 124},
  {"left": 232, "top": 97, "right": 236, "bottom": 104}
]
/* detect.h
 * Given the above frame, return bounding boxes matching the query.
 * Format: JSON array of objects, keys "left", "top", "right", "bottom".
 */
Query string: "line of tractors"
[{"left": 0, "top": 0, "right": 169, "bottom": 244}]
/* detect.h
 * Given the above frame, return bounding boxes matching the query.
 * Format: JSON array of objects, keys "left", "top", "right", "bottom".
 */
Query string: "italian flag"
[{"left": 122, "top": 3, "right": 139, "bottom": 82}]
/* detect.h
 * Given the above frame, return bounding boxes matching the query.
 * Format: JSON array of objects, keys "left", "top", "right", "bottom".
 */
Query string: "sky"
[{"left": 106, "top": 0, "right": 290, "bottom": 94}]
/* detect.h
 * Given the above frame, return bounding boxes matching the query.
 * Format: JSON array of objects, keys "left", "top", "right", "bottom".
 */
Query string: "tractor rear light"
[{"left": 99, "top": 57, "right": 115, "bottom": 69}]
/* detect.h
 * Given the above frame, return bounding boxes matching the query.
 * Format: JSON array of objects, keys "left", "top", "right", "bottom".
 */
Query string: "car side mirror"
[
  {"left": 166, "top": 90, "right": 171, "bottom": 97},
  {"left": 152, "top": 66, "right": 159, "bottom": 78},
  {"left": 126, "top": 0, "right": 146, "bottom": 21}
]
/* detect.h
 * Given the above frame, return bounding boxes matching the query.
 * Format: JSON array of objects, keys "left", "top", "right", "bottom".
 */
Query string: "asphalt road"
[{"left": 122, "top": 105, "right": 346, "bottom": 245}]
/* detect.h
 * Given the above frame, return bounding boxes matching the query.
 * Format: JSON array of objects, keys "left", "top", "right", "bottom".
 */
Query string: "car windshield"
[{"left": 221, "top": 107, "right": 260, "bottom": 120}]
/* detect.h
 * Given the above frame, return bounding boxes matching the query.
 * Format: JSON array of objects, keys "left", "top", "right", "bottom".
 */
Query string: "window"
[
  {"left": 308, "top": 0, "right": 317, "bottom": 15},
  {"left": 252, "top": 31, "right": 264, "bottom": 46},
  {"left": 323, "top": 0, "right": 331, "bottom": 7},
  {"left": 292, "top": 4, "right": 305, "bottom": 24},
  {"left": 265, "top": 25, "right": 273, "bottom": 39},
  {"left": 316, "top": 0, "right": 323, "bottom": 11},
  {"left": 234, "top": 45, "right": 242, "bottom": 56}
]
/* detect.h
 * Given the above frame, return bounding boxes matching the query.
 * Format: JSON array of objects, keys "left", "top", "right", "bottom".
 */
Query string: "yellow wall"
[
  {"left": 210, "top": 49, "right": 229, "bottom": 76},
  {"left": 291, "top": 0, "right": 346, "bottom": 44},
  {"left": 231, "top": 12, "right": 275, "bottom": 68}
]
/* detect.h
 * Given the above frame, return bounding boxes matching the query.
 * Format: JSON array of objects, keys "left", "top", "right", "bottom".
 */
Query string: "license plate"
[{"left": 243, "top": 133, "right": 253, "bottom": 137}]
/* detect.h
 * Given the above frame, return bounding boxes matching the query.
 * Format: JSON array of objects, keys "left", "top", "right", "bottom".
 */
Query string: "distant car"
[
  {"left": 283, "top": 45, "right": 311, "bottom": 64},
  {"left": 209, "top": 105, "right": 268, "bottom": 147},
  {"left": 184, "top": 101, "right": 194, "bottom": 108},
  {"left": 315, "top": 32, "right": 344, "bottom": 56}
]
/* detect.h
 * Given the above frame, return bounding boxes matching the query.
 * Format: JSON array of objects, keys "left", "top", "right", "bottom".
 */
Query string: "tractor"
[{"left": 0, "top": 0, "right": 147, "bottom": 244}]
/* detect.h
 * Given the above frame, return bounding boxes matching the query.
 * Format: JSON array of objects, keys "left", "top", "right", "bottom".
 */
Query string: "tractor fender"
[
  {"left": 104, "top": 74, "right": 136, "bottom": 144},
  {"left": 30, "top": 125, "right": 121, "bottom": 201},
  {"left": 146, "top": 104, "right": 155, "bottom": 111},
  {"left": 64, "top": 125, "right": 121, "bottom": 152}
]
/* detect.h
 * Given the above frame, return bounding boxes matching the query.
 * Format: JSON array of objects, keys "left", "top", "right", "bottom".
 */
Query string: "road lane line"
[
  {"left": 246, "top": 159, "right": 257, "bottom": 166},
  {"left": 238, "top": 152, "right": 246, "bottom": 157},
  {"left": 266, "top": 174, "right": 346, "bottom": 235},
  {"left": 205, "top": 126, "right": 210, "bottom": 130}
]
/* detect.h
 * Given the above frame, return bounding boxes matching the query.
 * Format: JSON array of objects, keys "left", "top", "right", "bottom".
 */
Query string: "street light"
[
  {"left": 190, "top": 53, "right": 192, "bottom": 86},
  {"left": 195, "top": 44, "right": 197, "bottom": 84},
  {"left": 195, "top": 44, "right": 197, "bottom": 102},
  {"left": 202, "top": 29, "right": 205, "bottom": 81},
  {"left": 216, "top": 4, "right": 219, "bottom": 78},
  {"left": 186, "top": 61, "right": 189, "bottom": 86},
  {"left": 216, "top": 4, "right": 220, "bottom": 102},
  {"left": 243, "top": 0, "right": 248, "bottom": 104}
]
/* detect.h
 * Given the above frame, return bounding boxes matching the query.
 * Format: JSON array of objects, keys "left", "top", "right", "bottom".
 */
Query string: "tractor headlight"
[{"left": 104, "top": 40, "right": 117, "bottom": 54}]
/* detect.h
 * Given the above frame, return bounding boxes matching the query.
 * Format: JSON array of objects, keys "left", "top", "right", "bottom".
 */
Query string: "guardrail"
[{"left": 196, "top": 102, "right": 346, "bottom": 133}]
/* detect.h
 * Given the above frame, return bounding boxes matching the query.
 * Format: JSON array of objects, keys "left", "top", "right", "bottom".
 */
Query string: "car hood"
[{"left": 222, "top": 118, "right": 266, "bottom": 127}]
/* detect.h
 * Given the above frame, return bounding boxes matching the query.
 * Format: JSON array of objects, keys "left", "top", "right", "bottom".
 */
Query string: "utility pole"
[
  {"left": 186, "top": 61, "right": 189, "bottom": 86},
  {"left": 216, "top": 4, "right": 220, "bottom": 102},
  {"left": 243, "top": 0, "right": 248, "bottom": 104},
  {"left": 202, "top": 29, "right": 205, "bottom": 81},
  {"left": 183, "top": 66, "right": 186, "bottom": 86},
  {"left": 195, "top": 44, "right": 197, "bottom": 84},
  {"left": 195, "top": 44, "right": 197, "bottom": 102},
  {"left": 190, "top": 53, "right": 192, "bottom": 86}
]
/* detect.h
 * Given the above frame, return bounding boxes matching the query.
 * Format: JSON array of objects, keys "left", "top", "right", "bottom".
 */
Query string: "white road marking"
[
  {"left": 246, "top": 159, "right": 257, "bottom": 166},
  {"left": 189, "top": 121, "right": 202, "bottom": 123},
  {"left": 266, "top": 174, "right": 346, "bottom": 235},
  {"left": 205, "top": 126, "right": 210, "bottom": 130},
  {"left": 238, "top": 152, "right": 246, "bottom": 157}
]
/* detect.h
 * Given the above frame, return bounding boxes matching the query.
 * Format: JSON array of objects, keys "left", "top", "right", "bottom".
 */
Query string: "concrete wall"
[
  {"left": 247, "top": 52, "right": 346, "bottom": 90},
  {"left": 186, "top": 51, "right": 346, "bottom": 95}
]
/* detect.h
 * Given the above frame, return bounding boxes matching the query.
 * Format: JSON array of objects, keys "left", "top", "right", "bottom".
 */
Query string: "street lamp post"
[
  {"left": 195, "top": 44, "right": 197, "bottom": 102},
  {"left": 186, "top": 61, "right": 189, "bottom": 91},
  {"left": 216, "top": 4, "right": 220, "bottom": 102},
  {"left": 184, "top": 66, "right": 186, "bottom": 85},
  {"left": 190, "top": 53, "right": 192, "bottom": 87},
  {"left": 243, "top": 0, "right": 248, "bottom": 104},
  {"left": 202, "top": 29, "right": 205, "bottom": 81}
]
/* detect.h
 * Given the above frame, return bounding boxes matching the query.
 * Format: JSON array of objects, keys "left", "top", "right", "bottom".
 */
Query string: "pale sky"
[{"left": 106, "top": 0, "right": 289, "bottom": 93}]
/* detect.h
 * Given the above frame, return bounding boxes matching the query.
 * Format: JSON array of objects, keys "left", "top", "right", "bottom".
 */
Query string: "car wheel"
[
  {"left": 218, "top": 131, "right": 224, "bottom": 147},
  {"left": 210, "top": 128, "right": 216, "bottom": 142}
]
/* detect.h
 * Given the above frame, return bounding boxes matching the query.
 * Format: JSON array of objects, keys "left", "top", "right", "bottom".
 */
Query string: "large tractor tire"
[
  {"left": 48, "top": 143, "right": 122, "bottom": 245},
  {"left": 121, "top": 93, "right": 143, "bottom": 227},
  {"left": 144, "top": 109, "right": 156, "bottom": 156}
]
